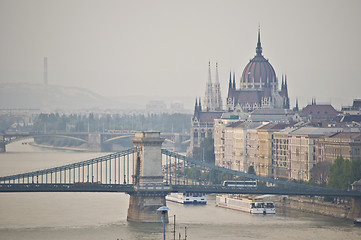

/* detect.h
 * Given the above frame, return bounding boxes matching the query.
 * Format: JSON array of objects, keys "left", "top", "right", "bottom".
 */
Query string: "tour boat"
[
  {"left": 354, "top": 218, "right": 361, "bottom": 225},
  {"left": 216, "top": 195, "right": 275, "bottom": 214},
  {"left": 166, "top": 192, "right": 207, "bottom": 204}
]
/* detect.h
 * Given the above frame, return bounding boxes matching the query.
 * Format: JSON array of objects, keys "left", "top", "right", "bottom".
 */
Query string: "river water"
[{"left": 0, "top": 140, "right": 360, "bottom": 240}]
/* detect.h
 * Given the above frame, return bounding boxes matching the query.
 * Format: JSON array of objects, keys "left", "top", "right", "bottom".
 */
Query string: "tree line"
[{"left": 32, "top": 112, "right": 192, "bottom": 133}]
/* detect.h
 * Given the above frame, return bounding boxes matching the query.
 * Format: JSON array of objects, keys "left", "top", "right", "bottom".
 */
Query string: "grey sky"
[{"left": 1, "top": 0, "right": 360, "bottom": 109}]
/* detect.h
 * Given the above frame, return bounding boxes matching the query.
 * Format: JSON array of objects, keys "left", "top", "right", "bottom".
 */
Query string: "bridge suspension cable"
[{"left": 0, "top": 148, "right": 139, "bottom": 185}]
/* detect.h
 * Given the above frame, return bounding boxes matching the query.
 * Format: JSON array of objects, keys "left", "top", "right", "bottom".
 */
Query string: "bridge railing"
[{"left": 135, "top": 182, "right": 172, "bottom": 192}]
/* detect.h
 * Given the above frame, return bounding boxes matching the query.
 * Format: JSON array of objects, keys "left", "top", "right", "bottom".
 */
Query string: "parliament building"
[{"left": 189, "top": 28, "right": 290, "bottom": 156}]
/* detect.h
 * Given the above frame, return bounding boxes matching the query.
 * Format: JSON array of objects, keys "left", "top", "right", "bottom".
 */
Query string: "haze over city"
[
  {"left": 1, "top": 0, "right": 361, "bottom": 110},
  {"left": 2, "top": 1, "right": 361, "bottom": 239}
]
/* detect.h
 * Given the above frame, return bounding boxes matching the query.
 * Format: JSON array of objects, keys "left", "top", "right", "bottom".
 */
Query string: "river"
[{"left": 0, "top": 140, "right": 360, "bottom": 240}]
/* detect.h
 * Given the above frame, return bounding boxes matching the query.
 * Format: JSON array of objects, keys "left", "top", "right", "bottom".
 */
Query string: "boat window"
[{"left": 266, "top": 202, "right": 274, "bottom": 208}]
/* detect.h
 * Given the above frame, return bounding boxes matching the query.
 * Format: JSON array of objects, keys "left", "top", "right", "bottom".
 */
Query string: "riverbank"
[{"left": 278, "top": 196, "right": 352, "bottom": 219}]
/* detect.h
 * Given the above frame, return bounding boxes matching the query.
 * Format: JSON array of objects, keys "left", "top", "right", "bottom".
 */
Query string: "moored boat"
[
  {"left": 216, "top": 195, "right": 275, "bottom": 214},
  {"left": 354, "top": 218, "right": 361, "bottom": 225},
  {"left": 166, "top": 192, "right": 207, "bottom": 204}
]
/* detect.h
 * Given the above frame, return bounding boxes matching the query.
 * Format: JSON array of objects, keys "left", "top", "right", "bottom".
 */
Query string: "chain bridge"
[{"left": 1, "top": 132, "right": 361, "bottom": 222}]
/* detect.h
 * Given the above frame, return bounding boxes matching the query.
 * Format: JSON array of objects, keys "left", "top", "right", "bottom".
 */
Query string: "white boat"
[
  {"left": 166, "top": 192, "right": 207, "bottom": 204},
  {"left": 354, "top": 218, "right": 361, "bottom": 225},
  {"left": 216, "top": 195, "right": 275, "bottom": 214},
  {"left": 264, "top": 202, "right": 276, "bottom": 214}
]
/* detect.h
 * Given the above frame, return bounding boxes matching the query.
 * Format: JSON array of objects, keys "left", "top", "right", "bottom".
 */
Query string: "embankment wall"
[{"left": 279, "top": 197, "right": 351, "bottom": 219}]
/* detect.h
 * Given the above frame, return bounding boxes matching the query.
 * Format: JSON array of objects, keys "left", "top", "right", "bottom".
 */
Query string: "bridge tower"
[
  {"left": 0, "top": 140, "right": 5, "bottom": 152},
  {"left": 127, "top": 131, "right": 168, "bottom": 222}
]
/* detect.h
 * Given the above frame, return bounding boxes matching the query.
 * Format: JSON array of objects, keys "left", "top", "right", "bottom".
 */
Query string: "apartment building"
[{"left": 316, "top": 132, "right": 361, "bottom": 164}]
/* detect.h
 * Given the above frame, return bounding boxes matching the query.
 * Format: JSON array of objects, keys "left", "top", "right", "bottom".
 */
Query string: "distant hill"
[
  {"left": 0, "top": 82, "right": 193, "bottom": 113},
  {"left": 0, "top": 82, "right": 113, "bottom": 111}
]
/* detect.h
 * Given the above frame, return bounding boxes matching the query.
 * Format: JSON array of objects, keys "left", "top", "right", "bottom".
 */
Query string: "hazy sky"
[{"left": 1, "top": 0, "right": 360, "bottom": 109}]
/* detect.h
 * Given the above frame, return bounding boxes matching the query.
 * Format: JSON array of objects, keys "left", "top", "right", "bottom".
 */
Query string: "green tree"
[
  {"left": 248, "top": 166, "right": 256, "bottom": 175},
  {"left": 328, "top": 156, "right": 361, "bottom": 189},
  {"left": 200, "top": 136, "right": 215, "bottom": 164},
  {"left": 351, "top": 157, "right": 361, "bottom": 182}
]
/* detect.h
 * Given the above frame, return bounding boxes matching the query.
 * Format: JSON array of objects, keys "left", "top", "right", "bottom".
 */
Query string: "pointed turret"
[
  {"left": 295, "top": 98, "right": 299, "bottom": 112},
  {"left": 208, "top": 61, "right": 212, "bottom": 84},
  {"left": 281, "top": 75, "right": 285, "bottom": 90},
  {"left": 229, "top": 71, "right": 232, "bottom": 89},
  {"left": 198, "top": 97, "right": 202, "bottom": 112},
  {"left": 204, "top": 62, "right": 214, "bottom": 111},
  {"left": 215, "top": 62, "right": 219, "bottom": 83},
  {"left": 213, "top": 62, "right": 223, "bottom": 111},
  {"left": 227, "top": 71, "right": 234, "bottom": 101},
  {"left": 233, "top": 72, "right": 236, "bottom": 89},
  {"left": 193, "top": 98, "right": 200, "bottom": 121}
]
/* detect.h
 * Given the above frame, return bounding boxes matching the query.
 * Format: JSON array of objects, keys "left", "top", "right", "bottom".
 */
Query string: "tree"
[
  {"left": 351, "top": 157, "right": 361, "bottom": 182},
  {"left": 248, "top": 166, "right": 256, "bottom": 175},
  {"left": 310, "top": 161, "right": 331, "bottom": 185},
  {"left": 200, "top": 136, "right": 215, "bottom": 164},
  {"left": 328, "top": 156, "right": 361, "bottom": 189}
]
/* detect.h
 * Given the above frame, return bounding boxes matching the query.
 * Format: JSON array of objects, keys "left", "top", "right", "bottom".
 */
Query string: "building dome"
[{"left": 240, "top": 29, "right": 277, "bottom": 90}]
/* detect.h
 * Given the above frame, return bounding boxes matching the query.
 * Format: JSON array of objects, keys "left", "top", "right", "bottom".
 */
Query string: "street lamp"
[{"left": 157, "top": 206, "right": 170, "bottom": 240}]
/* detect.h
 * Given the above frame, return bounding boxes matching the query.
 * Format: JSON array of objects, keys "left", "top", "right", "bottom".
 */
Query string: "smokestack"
[
  {"left": 43, "top": 57, "right": 49, "bottom": 112},
  {"left": 44, "top": 57, "right": 48, "bottom": 85}
]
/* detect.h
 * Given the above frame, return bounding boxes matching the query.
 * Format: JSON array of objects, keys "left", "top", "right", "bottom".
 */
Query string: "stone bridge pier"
[
  {"left": 127, "top": 131, "right": 168, "bottom": 222},
  {"left": 87, "top": 133, "right": 102, "bottom": 152},
  {"left": 348, "top": 180, "right": 361, "bottom": 219},
  {"left": 0, "top": 141, "right": 5, "bottom": 153}
]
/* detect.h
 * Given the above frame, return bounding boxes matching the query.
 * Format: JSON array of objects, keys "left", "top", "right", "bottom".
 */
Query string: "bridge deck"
[{"left": 1, "top": 184, "right": 360, "bottom": 198}]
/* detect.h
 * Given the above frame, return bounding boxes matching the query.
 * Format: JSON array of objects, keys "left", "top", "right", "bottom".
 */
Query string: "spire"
[
  {"left": 229, "top": 71, "right": 232, "bottom": 89},
  {"left": 295, "top": 98, "right": 299, "bottom": 112},
  {"left": 312, "top": 98, "right": 316, "bottom": 105},
  {"left": 281, "top": 75, "right": 284, "bottom": 90},
  {"left": 215, "top": 62, "right": 219, "bottom": 83},
  {"left": 204, "top": 62, "right": 213, "bottom": 111},
  {"left": 284, "top": 75, "right": 288, "bottom": 90},
  {"left": 213, "top": 62, "right": 223, "bottom": 111},
  {"left": 256, "top": 25, "right": 263, "bottom": 55},
  {"left": 208, "top": 61, "right": 212, "bottom": 83},
  {"left": 194, "top": 98, "right": 199, "bottom": 114},
  {"left": 199, "top": 97, "right": 202, "bottom": 111},
  {"left": 233, "top": 72, "right": 236, "bottom": 89}
]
